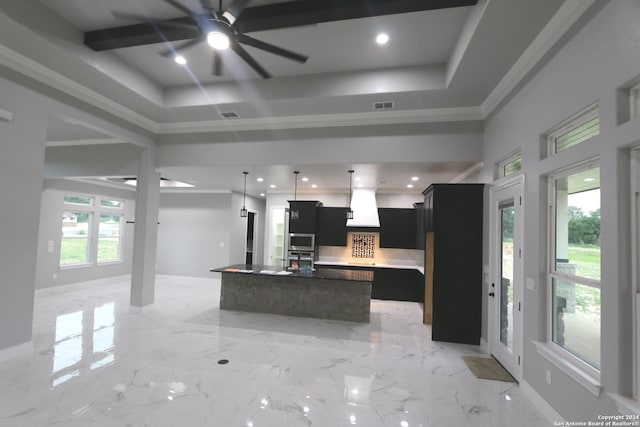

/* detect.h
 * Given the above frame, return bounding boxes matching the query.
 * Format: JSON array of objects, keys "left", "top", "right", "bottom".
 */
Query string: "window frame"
[
  {"left": 498, "top": 150, "right": 522, "bottom": 179},
  {"left": 60, "top": 193, "right": 125, "bottom": 268},
  {"left": 631, "top": 82, "right": 640, "bottom": 121},
  {"left": 97, "top": 213, "right": 124, "bottom": 264},
  {"left": 535, "top": 160, "right": 602, "bottom": 396},
  {"left": 547, "top": 105, "right": 599, "bottom": 156},
  {"left": 60, "top": 210, "right": 93, "bottom": 267}
]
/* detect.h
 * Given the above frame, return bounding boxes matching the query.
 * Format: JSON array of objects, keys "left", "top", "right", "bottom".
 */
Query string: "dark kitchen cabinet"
[
  {"left": 288, "top": 200, "right": 322, "bottom": 234},
  {"left": 316, "top": 207, "right": 348, "bottom": 246},
  {"left": 378, "top": 208, "right": 417, "bottom": 249},
  {"left": 316, "top": 264, "right": 423, "bottom": 302},
  {"left": 414, "top": 202, "right": 425, "bottom": 250},
  {"left": 422, "top": 184, "right": 484, "bottom": 345}
]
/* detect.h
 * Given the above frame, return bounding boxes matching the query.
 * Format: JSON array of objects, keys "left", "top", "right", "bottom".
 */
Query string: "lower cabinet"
[{"left": 318, "top": 265, "right": 423, "bottom": 302}]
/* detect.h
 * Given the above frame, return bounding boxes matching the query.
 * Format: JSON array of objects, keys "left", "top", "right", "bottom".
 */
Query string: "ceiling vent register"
[{"left": 373, "top": 101, "right": 395, "bottom": 110}]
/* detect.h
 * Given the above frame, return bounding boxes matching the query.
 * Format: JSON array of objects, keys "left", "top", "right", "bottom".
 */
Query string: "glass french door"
[{"left": 490, "top": 180, "right": 523, "bottom": 381}]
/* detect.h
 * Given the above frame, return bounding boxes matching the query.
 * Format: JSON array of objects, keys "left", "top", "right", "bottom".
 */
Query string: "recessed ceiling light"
[
  {"left": 270, "top": 184, "right": 276, "bottom": 188},
  {"left": 302, "top": 177, "right": 309, "bottom": 182},
  {"left": 260, "top": 193, "right": 265, "bottom": 197},
  {"left": 355, "top": 177, "right": 361, "bottom": 181},
  {"left": 584, "top": 177, "right": 595, "bottom": 182},
  {"left": 407, "top": 184, "right": 414, "bottom": 188},
  {"left": 376, "top": 33, "right": 389, "bottom": 45},
  {"left": 311, "top": 184, "right": 317, "bottom": 188},
  {"left": 357, "top": 184, "right": 363, "bottom": 188},
  {"left": 174, "top": 55, "right": 187, "bottom": 65},
  {"left": 411, "top": 176, "right": 419, "bottom": 181},
  {"left": 257, "top": 177, "right": 264, "bottom": 182}
]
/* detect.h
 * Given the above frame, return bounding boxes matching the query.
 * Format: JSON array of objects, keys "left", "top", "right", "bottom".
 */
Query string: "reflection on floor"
[{"left": 0, "top": 276, "right": 550, "bottom": 426}]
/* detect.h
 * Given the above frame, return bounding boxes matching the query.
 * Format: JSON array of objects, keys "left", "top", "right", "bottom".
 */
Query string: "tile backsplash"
[{"left": 318, "top": 232, "right": 423, "bottom": 267}]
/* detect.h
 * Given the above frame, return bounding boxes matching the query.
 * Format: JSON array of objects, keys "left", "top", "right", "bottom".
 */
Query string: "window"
[
  {"left": 549, "top": 166, "right": 601, "bottom": 370},
  {"left": 64, "top": 195, "right": 93, "bottom": 206},
  {"left": 100, "top": 198, "right": 122, "bottom": 209},
  {"left": 98, "top": 214, "right": 122, "bottom": 262},
  {"left": 61, "top": 211, "right": 92, "bottom": 265},
  {"left": 498, "top": 151, "right": 522, "bottom": 179},
  {"left": 60, "top": 194, "right": 124, "bottom": 267},
  {"left": 631, "top": 82, "right": 640, "bottom": 120},
  {"left": 547, "top": 106, "right": 600, "bottom": 155}
]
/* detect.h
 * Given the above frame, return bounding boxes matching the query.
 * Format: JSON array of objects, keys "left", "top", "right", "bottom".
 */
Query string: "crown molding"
[
  {"left": 449, "top": 161, "right": 484, "bottom": 183},
  {"left": 481, "top": 0, "right": 595, "bottom": 117},
  {"left": 0, "top": 44, "right": 158, "bottom": 133},
  {"left": 46, "top": 138, "right": 124, "bottom": 147},
  {"left": 157, "top": 106, "right": 484, "bottom": 134}
]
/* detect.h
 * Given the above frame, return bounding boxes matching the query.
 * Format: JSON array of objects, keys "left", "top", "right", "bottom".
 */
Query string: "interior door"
[{"left": 490, "top": 179, "right": 523, "bottom": 381}]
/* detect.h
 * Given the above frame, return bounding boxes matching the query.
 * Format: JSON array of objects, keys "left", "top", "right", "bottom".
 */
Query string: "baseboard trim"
[
  {"left": 480, "top": 337, "right": 489, "bottom": 354},
  {"left": 0, "top": 341, "right": 33, "bottom": 363},
  {"left": 36, "top": 275, "right": 131, "bottom": 296},
  {"left": 520, "top": 380, "right": 564, "bottom": 423}
]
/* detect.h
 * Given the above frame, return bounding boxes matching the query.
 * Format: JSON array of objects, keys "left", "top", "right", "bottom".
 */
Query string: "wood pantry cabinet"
[{"left": 422, "top": 184, "right": 484, "bottom": 345}]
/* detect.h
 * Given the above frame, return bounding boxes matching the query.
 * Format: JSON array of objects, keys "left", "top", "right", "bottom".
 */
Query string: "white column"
[{"left": 130, "top": 147, "right": 160, "bottom": 307}]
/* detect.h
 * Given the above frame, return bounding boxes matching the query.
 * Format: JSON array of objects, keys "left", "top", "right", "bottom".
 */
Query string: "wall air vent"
[
  {"left": 373, "top": 101, "right": 394, "bottom": 110},
  {"left": 219, "top": 111, "right": 239, "bottom": 118}
]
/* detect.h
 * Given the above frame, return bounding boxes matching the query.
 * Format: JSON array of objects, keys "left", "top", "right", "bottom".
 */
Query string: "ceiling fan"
[{"left": 112, "top": 0, "right": 309, "bottom": 79}]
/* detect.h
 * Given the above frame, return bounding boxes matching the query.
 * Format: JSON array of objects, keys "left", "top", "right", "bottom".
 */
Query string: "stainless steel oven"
[{"left": 288, "top": 233, "right": 315, "bottom": 251}]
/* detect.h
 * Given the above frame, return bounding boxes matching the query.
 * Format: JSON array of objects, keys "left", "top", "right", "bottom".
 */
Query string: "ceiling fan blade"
[
  {"left": 212, "top": 51, "right": 223, "bottom": 76},
  {"left": 158, "top": 38, "right": 202, "bottom": 57},
  {"left": 224, "top": 0, "right": 250, "bottom": 24},
  {"left": 237, "top": 34, "right": 308, "bottom": 63},
  {"left": 230, "top": 43, "right": 271, "bottom": 79},
  {"left": 163, "top": 0, "right": 199, "bottom": 21}
]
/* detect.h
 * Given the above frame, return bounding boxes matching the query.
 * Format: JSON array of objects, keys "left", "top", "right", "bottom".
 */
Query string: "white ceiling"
[{"left": 0, "top": 0, "right": 581, "bottom": 195}]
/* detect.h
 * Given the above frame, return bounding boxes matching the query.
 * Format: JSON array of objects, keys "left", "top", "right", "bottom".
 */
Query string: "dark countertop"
[{"left": 210, "top": 264, "right": 374, "bottom": 282}]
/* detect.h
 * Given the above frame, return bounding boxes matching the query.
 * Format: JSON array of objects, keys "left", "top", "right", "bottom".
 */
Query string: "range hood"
[{"left": 346, "top": 189, "right": 380, "bottom": 228}]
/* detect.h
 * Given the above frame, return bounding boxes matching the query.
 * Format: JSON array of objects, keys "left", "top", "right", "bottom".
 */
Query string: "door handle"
[{"left": 489, "top": 292, "right": 495, "bottom": 297}]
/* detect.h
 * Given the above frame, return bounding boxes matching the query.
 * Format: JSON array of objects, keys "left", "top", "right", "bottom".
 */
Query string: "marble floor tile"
[{"left": 0, "top": 275, "right": 550, "bottom": 426}]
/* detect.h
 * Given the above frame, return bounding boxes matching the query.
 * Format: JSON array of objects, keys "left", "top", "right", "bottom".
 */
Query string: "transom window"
[
  {"left": 547, "top": 106, "right": 600, "bottom": 155},
  {"left": 498, "top": 151, "right": 522, "bottom": 179}
]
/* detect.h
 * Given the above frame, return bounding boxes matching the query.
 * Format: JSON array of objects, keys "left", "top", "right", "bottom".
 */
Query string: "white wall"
[
  {"left": 0, "top": 76, "right": 47, "bottom": 350},
  {"left": 479, "top": 0, "right": 640, "bottom": 419},
  {"left": 156, "top": 193, "right": 233, "bottom": 277}
]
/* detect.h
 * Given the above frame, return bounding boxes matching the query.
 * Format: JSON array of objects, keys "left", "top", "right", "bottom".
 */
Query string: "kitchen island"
[{"left": 210, "top": 264, "right": 373, "bottom": 322}]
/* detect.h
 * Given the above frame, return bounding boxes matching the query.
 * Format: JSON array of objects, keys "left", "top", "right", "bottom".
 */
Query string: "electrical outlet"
[
  {"left": 546, "top": 370, "right": 551, "bottom": 384},
  {"left": 52, "top": 273, "right": 57, "bottom": 280}
]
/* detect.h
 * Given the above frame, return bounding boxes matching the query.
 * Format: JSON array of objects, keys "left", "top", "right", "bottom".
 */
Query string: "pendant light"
[
  {"left": 347, "top": 170, "right": 354, "bottom": 219},
  {"left": 240, "top": 171, "right": 248, "bottom": 217},
  {"left": 290, "top": 171, "right": 300, "bottom": 220}
]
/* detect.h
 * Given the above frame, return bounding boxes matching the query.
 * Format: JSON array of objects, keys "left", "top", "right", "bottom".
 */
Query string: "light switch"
[
  {"left": 47, "top": 240, "right": 54, "bottom": 253},
  {"left": 526, "top": 277, "right": 535, "bottom": 291}
]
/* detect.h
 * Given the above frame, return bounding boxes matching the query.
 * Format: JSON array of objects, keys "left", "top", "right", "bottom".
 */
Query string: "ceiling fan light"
[
  {"left": 174, "top": 55, "right": 187, "bottom": 65},
  {"left": 207, "top": 31, "right": 230, "bottom": 50}
]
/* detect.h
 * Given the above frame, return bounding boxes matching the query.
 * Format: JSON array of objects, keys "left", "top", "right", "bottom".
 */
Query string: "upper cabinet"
[
  {"left": 316, "top": 207, "right": 348, "bottom": 246},
  {"left": 288, "top": 201, "right": 322, "bottom": 234},
  {"left": 378, "top": 208, "right": 417, "bottom": 249}
]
